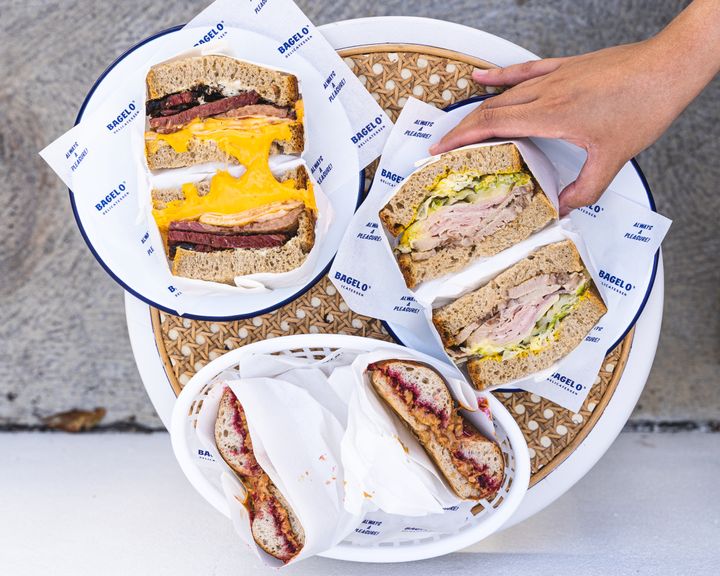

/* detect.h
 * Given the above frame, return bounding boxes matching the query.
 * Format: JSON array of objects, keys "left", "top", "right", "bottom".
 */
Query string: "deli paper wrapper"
[
  {"left": 188, "top": 0, "right": 391, "bottom": 171},
  {"left": 39, "top": 0, "right": 391, "bottom": 312},
  {"left": 330, "top": 97, "right": 671, "bottom": 412},
  {"left": 40, "top": 0, "right": 390, "bottom": 190},
  {"left": 195, "top": 362, "right": 359, "bottom": 566},
  {"left": 332, "top": 348, "right": 501, "bottom": 544}
]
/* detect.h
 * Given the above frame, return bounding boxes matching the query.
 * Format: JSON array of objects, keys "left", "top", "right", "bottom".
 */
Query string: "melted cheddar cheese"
[{"left": 147, "top": 100, "right": 314, "bottom": 234}]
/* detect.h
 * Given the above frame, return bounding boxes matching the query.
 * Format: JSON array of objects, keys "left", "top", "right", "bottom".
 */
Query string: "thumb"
[{"left": 559, "top": 153, "right": 619, "bottom": 216}]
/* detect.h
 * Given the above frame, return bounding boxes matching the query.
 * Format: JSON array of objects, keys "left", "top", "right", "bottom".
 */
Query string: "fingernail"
[
  {"left": 429, "top": 144, "right": 439, "bottom": 155},
  {"left": 472, "top": 69, "right": 490, "bottom": 77}
]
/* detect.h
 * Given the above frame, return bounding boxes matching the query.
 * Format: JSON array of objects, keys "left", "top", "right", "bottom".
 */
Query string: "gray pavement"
[{"left": 1, "top": 1, "right": 718, "bottom": 428}]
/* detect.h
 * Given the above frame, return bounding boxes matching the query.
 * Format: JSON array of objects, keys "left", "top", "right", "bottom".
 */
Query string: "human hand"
[
  {"left": 430, "top": 0, "right": 720, "bottom": 215},
  {"left": 430, "top": 41, "right": 683, "bottom": 215}
]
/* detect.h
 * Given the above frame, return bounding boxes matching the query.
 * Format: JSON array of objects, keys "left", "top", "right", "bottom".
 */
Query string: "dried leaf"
[{"left": 43, "top": 408, "right": 106, "bottom": 432}]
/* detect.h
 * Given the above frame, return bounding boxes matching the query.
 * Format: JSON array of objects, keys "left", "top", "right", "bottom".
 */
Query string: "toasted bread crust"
[{"left": 214, "top": 388, "right": 304, "bottom": 563}]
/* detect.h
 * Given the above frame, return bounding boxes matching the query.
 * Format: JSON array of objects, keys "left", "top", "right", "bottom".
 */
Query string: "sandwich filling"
[
  {"left": 220, "top": 388, "right": 303, "bottom": 563},
  {"left": 396, "top": 171, "right": 535, "bottom": 260},
  {"left": 368, "top": 362, "right": 503, "bottom": 497},
  {"left": 165, "top": 201, "right": 305, "bottom": 258},
  {"left": 147, "top": 109, "right": 315, "bottom": 240},
  {"left": 452, "top": 272, "right": 590, "bottom": 361},
  {"left": 146, "top": 85, "right": 295, "bottom": 134}
]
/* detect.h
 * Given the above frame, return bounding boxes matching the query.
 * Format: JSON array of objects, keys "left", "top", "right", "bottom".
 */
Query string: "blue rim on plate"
[
  {"left": 382, "top": 93, "right": 660, "bottom": 357},
  {"left": 70, "top": 25, "right": 365, "bottom": 321}
]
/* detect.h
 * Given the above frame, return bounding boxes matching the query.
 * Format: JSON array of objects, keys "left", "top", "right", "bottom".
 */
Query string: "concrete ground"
[
  {"left": 1, "top": 0, "right": 718, "bottom": 428},
  {"left": 1, "top": 431, "right": 717, "bottom": 574}
]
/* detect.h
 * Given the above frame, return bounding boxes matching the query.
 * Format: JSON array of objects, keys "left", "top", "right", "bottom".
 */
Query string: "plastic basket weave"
[{"left": 170, "top": 334, "right": 530, "bottom": 562}]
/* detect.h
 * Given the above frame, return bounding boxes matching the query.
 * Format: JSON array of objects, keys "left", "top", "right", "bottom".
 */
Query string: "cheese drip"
[{"left": 147, "top": 101, "right": 314, "bottom": 234}]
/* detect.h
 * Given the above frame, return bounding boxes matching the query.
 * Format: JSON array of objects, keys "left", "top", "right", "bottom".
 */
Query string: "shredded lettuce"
[
  {"left": 462, "top": 281, "right": 588, "bottom": 360},
  {"left": 397, "top": 171, "right": 532, "bottom": 251}
]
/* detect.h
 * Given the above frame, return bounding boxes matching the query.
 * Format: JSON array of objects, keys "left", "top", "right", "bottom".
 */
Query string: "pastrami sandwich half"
[
  {"left": 151, "top": 165, "right": 315, "bottom": 285},
  {"left": 379, "top": 143, "right": 557, "bottom": 289},
  {"left": 145, "top": 55, "right": 304, "bottom": 170},
  {"left": 367, "top": 359, "right": 505, "bottom": 501},
  {"left": 215, "top": 387, "right": 305, "bottom": 563},
  {"left": 433, "top": 240, "right": 607, "bottom": 390}
]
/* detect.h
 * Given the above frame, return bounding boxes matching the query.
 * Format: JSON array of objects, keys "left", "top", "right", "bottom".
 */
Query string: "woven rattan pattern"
[{"left": 151, "top": 46, "right": 633, "bottom": 486}]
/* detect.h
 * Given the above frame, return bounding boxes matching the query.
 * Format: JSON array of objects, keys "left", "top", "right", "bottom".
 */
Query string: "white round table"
[{"left": 123, "top": 16, "right": 664, "bottom": 529}]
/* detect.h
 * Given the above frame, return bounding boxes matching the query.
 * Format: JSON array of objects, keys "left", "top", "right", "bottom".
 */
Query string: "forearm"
[
  {"left": 432, "top": 0, "right": 720, "bottom": 212},
  {"left": 649, "top": 0, "right": 720, "bottom": 109}
]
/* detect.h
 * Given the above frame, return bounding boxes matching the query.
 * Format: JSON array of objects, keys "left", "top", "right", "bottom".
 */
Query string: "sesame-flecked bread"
[{"left": 368, "top": 359, "right": 505, "bottom": 500}]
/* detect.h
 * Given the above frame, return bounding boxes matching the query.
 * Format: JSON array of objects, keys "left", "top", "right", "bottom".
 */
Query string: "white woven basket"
[{"left": 170, "top": 334, "right": 530, "bottom": 563}]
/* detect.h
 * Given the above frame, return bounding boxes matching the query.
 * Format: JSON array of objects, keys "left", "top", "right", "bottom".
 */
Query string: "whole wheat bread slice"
[
  {"left": 368, "top": 360, "right": 505, "bottom": 500},
  {"left": 466, "top": 288, "right": 606, "bottom": 389},
  {"left": 145, "top": 55, "right": 303, "bottom": 169},
  {"left": 147, "top": 55, "right": 299, "bottom": 106},
  {"left": 433, "top": 240, "right": 586, "bottom": 347}
]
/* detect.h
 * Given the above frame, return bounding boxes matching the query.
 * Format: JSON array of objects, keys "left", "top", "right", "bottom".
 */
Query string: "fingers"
[
  {"left": 479, "top": 84, "right": 539, "bottom": 111},
  {"left": 472, "top": 58, "right": 564, "bottom": 86},
  {"left": 559, "top": 152, "right": 620, "bottom": 216},
  {"left": 430, "top": 104, "right": 536, "bottom": 154}
]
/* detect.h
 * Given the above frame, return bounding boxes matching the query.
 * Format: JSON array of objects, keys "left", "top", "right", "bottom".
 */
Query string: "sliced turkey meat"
[
  {"left": 408, "top": 183, "right": 534, "bottom": 257},
  {"left": 454, "top": 272, "right": 587, "bottom": 352},
  {"left": 465, "top": 293, "right": 560, "bottom": 349}
]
